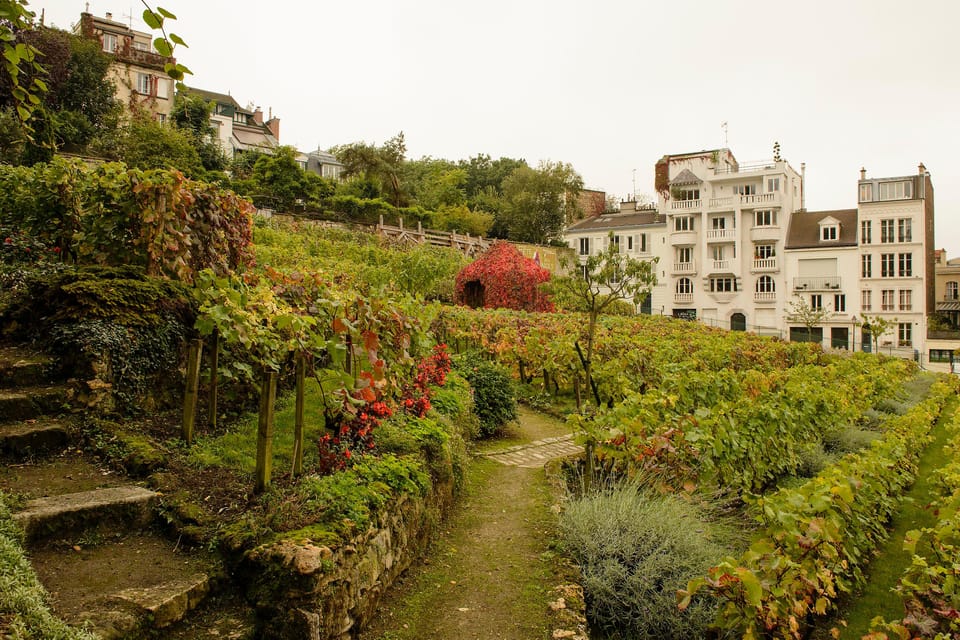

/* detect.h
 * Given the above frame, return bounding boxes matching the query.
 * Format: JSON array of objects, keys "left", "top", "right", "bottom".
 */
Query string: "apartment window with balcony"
[
  {"left": 767, "top": 177, "right": 780, "bottom": 192},
  {"left": 899, "top": 289, "right": 912, "bottom": 311},
  {"left": 133, "top": 40, "right": 150, "bottom": 51},
  {"left": 755, "top": 210, "right": 777, "bottom": 226},
  {"left": 859, "top": 183, "right": 873, "bottom": 202},
  {"left": 811, "top": 294, "right": 823, "bottom": 310},
  {"left": 102, "top": 33, "right": 117, "bottom": 53},
  {"left": 899, "top": 253, "right": 912, "bottom": 277},
  {"left": 821, "top": 225, "right": 837, "bottom": 241},
  {"left": 136, "top": 73, "right": 153, "bottom": 96},
  {"left": 882, "top": 289, "right": 895, "bottom": 311},
  {"left": 835, "top": 294, "right": 846, "bottom": 312},
  {"left": 862, "top": 254, "right": 872, "bottom": 278},
  {"left": 947, "top": 281, "right": 959, "bottom": 300},
  {"left": 861, "top": 220, "right": 872, "bottom": 244},
  {"left": 711, "top": 217, "right": 726, "bottom": 230},
  {"left": 733, "top": 184, "right": 757, "bottom": 195},
  {"left": 898, "top": 323, "right": 912, "bottom": 347},
  {"left": 861, "top": 290, "right": 872, "bottom": 311},
  {"left": 677, "top": 278, "right": 693, "bottom": 294},
  {"left": 756, "top": 275, "right": 775, "bottom": 293},
  {"left": 710, "top": 277, "right": 735, "bottom": 292},
  {"left": 677, "top": 247, "right": 693, "bottom": 264},
  {"left": 578, "top": 238, "right": 590, "bottom": 256},
  {"left": 881, "top": 253, "right": 895, "bottom": 277},
  {"left": 674, "top": 216, "right": 694, "bottom": 231},
  {"left": 755, "top": 244, "right": 775, "bottom": 259},
  {"left": 676, "top": 188, "right": 700, "bottom": 201},
  {"left": 879, "top": 180, "right": 913, "bottom": 201},
  {"left": 898, "top": 218, "right": 912, "bottom": 242},
  {"left": 712, "top": 245, "right": 725, "bottom": 261},
  {"left": 880, "top": 219, "right": 895, "bottom": 243}
]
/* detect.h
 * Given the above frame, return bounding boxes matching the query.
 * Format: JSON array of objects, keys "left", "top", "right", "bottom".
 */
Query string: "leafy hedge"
[
  {"left": 682, "top": 379, "right": 958, "bottom": 639},
  {"left": 454, "top": 353, "right": 518, "bottom": 437}
]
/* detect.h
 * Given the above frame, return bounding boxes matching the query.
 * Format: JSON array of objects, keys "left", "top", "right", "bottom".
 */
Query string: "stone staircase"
[{"left": 0, "top": 345, "right": 215, "bottom": 639}]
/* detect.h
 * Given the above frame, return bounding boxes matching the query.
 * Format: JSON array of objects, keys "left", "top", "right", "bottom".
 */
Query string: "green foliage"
[
  {"left": 499, "top": 160, "right": 583, "bottom": 244},
  {"left": 561, "top": 484, "right": 736, "bottom": 639},
  {"left": 331, "top": 132, "right": 408, "bottom": 207},
  {"left": 0, "top": 491, "right": 98, "bottom": 639},
  {"left": 0, "top": 0, "right": 46, "bottom": 128},
  {"left": 111, "top": 110, "right": 204, "bottom": 176},
  {"left": 454, "top": 352, "right": 517, "bottom": 437},
  {"left": 243, "top": 145, "right": 333, "bottom": 212},
  {"left": 431, "top": 203, "right": 494, "bottom": 236}
]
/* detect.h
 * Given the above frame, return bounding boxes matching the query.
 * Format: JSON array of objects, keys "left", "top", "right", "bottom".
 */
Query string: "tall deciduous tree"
[
  {"left": 788, "top": 296, "right": 835, "bottom": 344},
  {"left": 500, "top": 160, "right": 583, "bottom": 244},
  {"left": 859, "top": 314, "right": 896, "bottom": 353},
  {"left": 331, "top": 132, "right": 408, "bottom": 208},
  {"left": 247, "top": 145, "right": 334, "bottom": 212}
]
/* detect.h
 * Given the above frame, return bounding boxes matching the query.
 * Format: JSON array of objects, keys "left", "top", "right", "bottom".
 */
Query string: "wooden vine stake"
[
  {"left": 181, "top": 338, "right": 203, "bottom": 444},
  {"left": 292, "top": 353, "right": 306, "bottom": 477},
  {"left": 207, "top": 328, "right": 220, "bottom": 428},
  {"left": 254, "top": 369, "right": 278, "bottom": 493}
]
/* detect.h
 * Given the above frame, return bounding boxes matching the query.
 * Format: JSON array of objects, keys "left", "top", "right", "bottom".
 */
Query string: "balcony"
[
  {"left": 793, "top": 276, "right": 842, "bottom": 291},
  {"left": 674, "top": 292, "right": 694, "bottom": 304},
  {"left": 672, "top": 261, "right": 697, "bottom": 275},
  {"left": 754, "top": 291, "right": 777, "bottom": 303},
  {"left": 711, "top": 260, "right": 731, "bottom": 272},
  {"left": 750, "top": 225, "right": 781, "bottom": 242},
  {"left": 670, "top": 230, "right": 698, "bottom": 246},
  {"left": 945, "top": 294, "right": 960, "bottom": 302},
  {"left": 739, "top": 193, "right": 781, "bottom": 208},
  {"left": 706, "top": 228, "right": 736, "bottom": 242},
  {"left": 708, "top": 197, "right": 734, "bottom": 210},
  {"left": 670, "top": 199, "right": 702, "bottom": 211},
  {"left": 751, "top": 258, "right": 778, "bottom": 272}
]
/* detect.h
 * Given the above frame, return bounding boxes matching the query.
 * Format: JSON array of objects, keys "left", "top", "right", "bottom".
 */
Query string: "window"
[
  {"left": 216, "top": 104, "right": 231, "bottom": 116},
  {"left": 756, "top": 275, "right": 775, "bottom": 293},
  {"left": 233, "top": 112, "right": 246, "bottom": 124},
  {"left": 882, "top": 289, "right": 895, "bottom": 311},
  {"left": 861, "top": 220, "right": 872, "bottom": 244},
  {"left": 627, "top": 236, "right": 633, "bottom": 252},
  {"left": 133, "top": 40, "right": 150, "bottom": 51},
  {"left": 881, "top": 253, "right": 895, "bottom": 277},
  {"left": 835, "top": 294, "right": 846, "bottom": 312},
  {"left": 947, "top": 281, "right": 959, "bottom": 300},
  {"left": 859, "top": 183, "right": 873, "bottom": 202},
  {"left": 881, "top": 219, "right": 895, "bottom": 243},
  {"left": 821, "top": 225, "right": 837, "bottom": 241},
  {"left": 710, "top": 277, "right": 735, "bottom": 292},
  {"left": 811, "top": 294, "right": 823, "bottom": 310},
  {"left": 898, "top": 322, "right": 912, "bottom": 347},
  {"left": 767, "top": 177, "right": 780, "bottom": 192},
  {"left": 578, "top": 264, "right": 589, "bottom": 280},
  {"left": 711, "top": 217, "right": 726, "bottom": 230},
  {"left": 755, "top": 244, "right": 775, "bottom": 259},
  {"left": 156, "top": 78, "right": 169, "bottom": 99},
  {"left": 638, "top": 233, "right": 647, "bottom": 253},
  {"left": 930, "top": 349, "right": 955, "bottom": 363},
  {"left": 677, "top": 278, "right": 693, "bottom": 294},
  {"left": 899, "top": 289, "right": 912, "bottom": 311},
  {"left": 898, "top": 218, "right": 912, "bottom": 242},
  {"left": 102, "top": 33, "right": 117, "bottom": 53},
  {"left": 879, "top": 181, "right": 913, "bottom": 201},
  {"left": 676, "top": 188, "right": 700, "bottom": 201},
  {"left": 712, "top": 245, "right": 725, "bottom": 261},
  {"left": 733, "top": 184, "right": 757, "bottom": 195},
  {"left": 136, "top": 73, "right": 152, "bottom": 95},
  {"left": 674, "top": 216, "right": 694, "bottom": 231},
  {"left": 611, "top": 235, "right": 621, "bottom": 252},
  {"left": 862, "top": 254, "right": 872, "bottom": 278},
  {"left": 861, "top": 290, "right": 872, "bottom": 311},
  {"left": 755, "top": 210, "right": 777, "bottom": 226},
  {"left": 899, "top": 253, "right": 912, "bottom": 277},
  {"left": 156, "top": 113, "right": 166, "bottom": 125},
  {"left": 578, "top": 238, "right": 590, "bottom": 256},
  {"left": 677, "top": 247, "right": 693, "bottom": 264}
]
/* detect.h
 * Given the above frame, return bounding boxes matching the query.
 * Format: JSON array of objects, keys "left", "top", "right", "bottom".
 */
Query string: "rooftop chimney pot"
[
  {"left": 918, "top": 162, "right": 926, "bottom": 175},
  {"left": 860, "top": 167, "right": 866, "bottom": 180},
  {"left": 105, "top": 11, "right": 112, "bottom": 19}
]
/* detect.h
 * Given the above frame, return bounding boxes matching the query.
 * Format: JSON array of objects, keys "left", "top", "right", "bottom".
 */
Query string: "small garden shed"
[{"left": 454, "top": 241, "right": 553, "bottom": 312}]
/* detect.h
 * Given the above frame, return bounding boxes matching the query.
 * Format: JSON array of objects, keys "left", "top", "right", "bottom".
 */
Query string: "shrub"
[
  {"left": 560, "top": 484, "right": 734, "bottom": 639},
  {"left": 454, "top": 353, "right": 518, "bottom": 437}
]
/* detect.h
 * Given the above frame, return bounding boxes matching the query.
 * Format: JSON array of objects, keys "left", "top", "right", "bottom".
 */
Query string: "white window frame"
[
  {"left": 102, "top": 33, "right": 117, "bottom": 53},
  {"left": 882, "top": 289, "right": 895, "bottom": 311},
  {"left": 821, "top": 225, "right": 837, "bottom": 241},
  {"left": 881, "top": 219, "right": 895, "bottom": 243},
  {"left": 677, "top": 278, "right": 693, "bottom": 294},
  {"left": 861, "top": 220, "right": 872, "bottom": 244},
  {"left": 861, "top": 289, "right": 872, "bottom": 311},
  {"left": 881, "top": 253, "right": 895, "bottom": 278},
  {"left": 899, "top": 253, "right": 912, "bottom": 277},
  {"left": 899, "top": 289, "right": 912, "bottom": 311},
  {"left": 578, "top": 238, "right": 590, "bottom": 256},
  {"left": 898, "top": 322, "right": 912, "bottom": 347},
  {"left": 898, "top": 218, "right": 912, "bottom": 243},
  {"left": 879, "top": 181, "right": 913, "bottom": 201},
  {"left": 136, "top": 73, "right": 152, "bottom": 96},
  {"left": 756, "top": 275, "right": 775, "bottom": 293},
  {"left": 834, "top": 294, "right": 846, "bottom": 312},
  {"left": 862, "top": 254, "right": 872, "bottom": 278},
  {"left": 754, "top": 210, "right": 776, "bottom": 227}
]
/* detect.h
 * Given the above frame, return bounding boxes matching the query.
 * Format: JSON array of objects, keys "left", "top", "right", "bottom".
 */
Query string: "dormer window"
[{"left": 822, "top": 226, "right": 837, "bottom": 241}]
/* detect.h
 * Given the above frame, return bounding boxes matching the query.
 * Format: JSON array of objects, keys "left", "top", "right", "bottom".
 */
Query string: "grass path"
[
  {"left": 360, "top": 408, "right": 571, "bottom": 640},
  {"left": 836, "top": 394, "right": 959, "bottom": 638}
]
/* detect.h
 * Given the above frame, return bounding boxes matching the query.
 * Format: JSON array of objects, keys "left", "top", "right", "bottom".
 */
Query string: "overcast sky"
[{"left": 37, "top": 0, "right": 960, "bottom": 257}]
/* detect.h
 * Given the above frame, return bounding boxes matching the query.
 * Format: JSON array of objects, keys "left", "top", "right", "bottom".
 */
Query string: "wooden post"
[
  {"left": 399, "top": 217, "right": 404, "bottom": 231},
  {"left": 207, "top": 329, "right": 219, "bottom": 428},
  {"left": 181, "top": 339, "right": 202, "bottom": 444},
  {"left": 254, "top": 369, "right": 278, "bottom": 493},
  {"left": 292, "top": 353, "right": 306, "bottom": 477},
  {"left": 574, "top": 376, "right": 582, "bottom": 411}
]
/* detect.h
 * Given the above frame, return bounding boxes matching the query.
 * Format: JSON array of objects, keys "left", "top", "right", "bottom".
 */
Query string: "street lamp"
[{"left": 851, "top": 315, "right": 858, "bottom": 351}]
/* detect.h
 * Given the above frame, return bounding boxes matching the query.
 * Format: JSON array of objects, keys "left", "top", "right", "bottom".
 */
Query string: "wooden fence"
[{"left": 376, "top": 216, "right": 491, "bottom": 257}]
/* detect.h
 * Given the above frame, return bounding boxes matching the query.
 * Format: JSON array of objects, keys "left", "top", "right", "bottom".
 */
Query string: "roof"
[
  {"left": 233, "top": 127, "right": 277, "bottom": 151},
  {"left": 308, "top": 149, "right": 343, "bottom": 165},
  {"left": 182, "top": 87, "right": 241, "bottom": 110},
  {"left": 565, "top": 211, "right": 664, "bottom": 233},
  {"left": 670, "top": 169, "right": 702, "bottom": 185},
  {"left": 785, "top": 209, "right": 858, "bottom": 249}
]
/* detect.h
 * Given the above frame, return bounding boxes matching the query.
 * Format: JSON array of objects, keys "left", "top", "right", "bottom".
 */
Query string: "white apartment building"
[{"left": 562, "top": 149, "right": 938, "bottom": 362}]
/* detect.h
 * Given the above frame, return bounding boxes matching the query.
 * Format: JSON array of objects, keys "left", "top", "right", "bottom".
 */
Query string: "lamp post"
[{"left": 851, "top": 315, "right": 858, "bottom": 351}]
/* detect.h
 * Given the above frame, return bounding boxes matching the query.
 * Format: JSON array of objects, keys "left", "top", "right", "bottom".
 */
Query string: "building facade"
[
  {"left": 76, "top": 12, "right": 175, "bottom": 122},
  {"left": 181, "top": 87, "right": 279, "bottom": 159}
]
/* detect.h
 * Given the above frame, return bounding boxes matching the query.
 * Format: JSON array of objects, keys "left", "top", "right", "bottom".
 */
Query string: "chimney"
[
  {"left": 800, "top": 162, "right": 806, "bottom": 211},
  {"left": 266, "top": 116, "right": 280, "bottom": 141},
  {"left": 105, "top": 11, "right": 112, "bottom": 19},
  {"left": 918, "top": 162, "right": 926, "bottom": 175},
  {"left": 252, "top": 107, "right": 263, "bottom": 125},
  {"left": 860, "top": 167, "right": 866, "bottom": 180}
]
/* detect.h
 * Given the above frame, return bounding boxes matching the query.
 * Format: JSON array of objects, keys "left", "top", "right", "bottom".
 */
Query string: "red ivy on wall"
[{"left": 454, "top": 241, "right": 554, "bottom": 312}]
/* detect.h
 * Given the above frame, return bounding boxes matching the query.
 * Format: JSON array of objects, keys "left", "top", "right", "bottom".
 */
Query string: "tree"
[
  {"left": 860, "top": 314, "right": 896, "bottom": 353},
  {"left": 247, "top": 146, "right": 334, "bottom": 212},
  {"left": 787, "top": 296, "right": 835, "bottom": 344},
  {"left": 113, "top": 109, "right": 203, "bottom": 176},
  {"left": 171, "top": 92, "right": 226, "bottom": 172},
  {"left": 0, "top": 0, "right": 45, "bottom": 129},
  {"left": 402, "top": 157, "right": 466, "bottom": 210},
  {"left": 331, "top": 132, "right": 408, "bottom": 207},
  {"left": 432, "top": 204, "right": 494, "bottom": 236},
  {"left": 500, "top": 160, "right": 584, "bottom": 244},
  {"left": 551, "top": 233, "right": 657, "bottom": 406}
]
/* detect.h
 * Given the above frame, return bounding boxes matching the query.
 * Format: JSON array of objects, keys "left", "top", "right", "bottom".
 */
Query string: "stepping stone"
[
  {"left": 14, "top": 486, "right": 158, "bottom": 543},
  {"left": 0, "top": 419, "right": 69, "bottom": 459},
  {"left": 0, "top": 347, "right": 55, "bottom": 388},
  {"left": 111, "top": 573, "right": 211, "bottom": 628},
  {"left": 0, "top": 386, "right": 69, "bottom": 421}
]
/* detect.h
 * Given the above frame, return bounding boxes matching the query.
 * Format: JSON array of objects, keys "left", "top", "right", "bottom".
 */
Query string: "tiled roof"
[
  {"left": 566, "top": 211, "right": 664, "bottom": 233},
  {"left": 785, "top": 209, "right": 858, "bottom": 249},
  {"left": 670, "top": 169, "right": 702, "bottom": 185},
  {"left": 182, "top": 86, "right": 241, "bottom": 110}
]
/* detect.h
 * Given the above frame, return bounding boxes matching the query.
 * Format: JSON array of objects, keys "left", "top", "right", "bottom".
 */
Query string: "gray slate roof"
[
  {"left": 566, "top": 211, "right": 664, "bottom": 233},
  {"left": 785, "top": 209, "right": 858, "bottom": 249},
  {"left": 670, "top": 169, "right": 703, "bottom": 185}
]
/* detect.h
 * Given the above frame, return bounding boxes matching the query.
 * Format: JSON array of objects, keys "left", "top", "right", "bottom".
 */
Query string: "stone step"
[
  {"left": 0, "top": 385, "right": 70, "bottom": 422},
  {"left": 14, "top": 486, "right": 158, "bottom": 543},
  {"left": 0, "top": 418, "right": 70, "bottom": 459},
  {"left": 0, "top": 345, "right": 56, "bottom": 388}
]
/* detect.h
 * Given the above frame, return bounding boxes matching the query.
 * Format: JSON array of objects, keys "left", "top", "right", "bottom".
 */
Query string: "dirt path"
[{"left": 361, "top": 408, "right": 572, "bottom": 640}]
